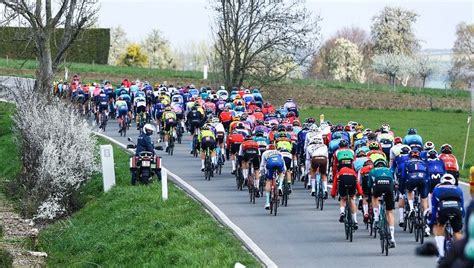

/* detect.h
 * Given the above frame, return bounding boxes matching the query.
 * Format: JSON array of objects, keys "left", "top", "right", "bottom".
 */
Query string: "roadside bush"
[
  {"left": 9, "top": 88, "right": 98, "bottom": 222},
  {"left": 0, "top": 248, "right": 13, "bottom": 268}
]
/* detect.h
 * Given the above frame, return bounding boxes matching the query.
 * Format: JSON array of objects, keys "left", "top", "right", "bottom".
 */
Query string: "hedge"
[{"left": 0, "top": 27, "right": 110, "bottom": 64}]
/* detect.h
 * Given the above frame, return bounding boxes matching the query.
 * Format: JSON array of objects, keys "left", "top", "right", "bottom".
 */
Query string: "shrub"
[
  {"left": 9, "top": 87, "right": 98, "bottom": 222},
  {"left": 0, "top": 248, "right": 13, "bottom": 268}
]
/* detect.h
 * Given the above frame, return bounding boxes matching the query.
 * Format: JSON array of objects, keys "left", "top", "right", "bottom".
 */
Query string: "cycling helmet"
[
  {"left": 355, "top": 123, "right": 364, "bottom": 131},
  {"left": 285, "top": 125, "right": 293, "bottom": 132},
  {"left": 118, "top": 96, "right": 123, "bottom": 100},
  {"left": 309, "top": 124, "right": 318, "bottom": 132},
  {"left": 339, "top": 139, "right": 349, "bottom": 148},
  {"left": 286, "top": 111, "right": 296, "bottom": 118},
  {"left": 277, "top": 146, "right": 289, "bottom": 152},
  {"left": 400, "top": 146, "right": 411, "bottom": 155},
  {"left": 408, "top": 128, "right": 417, "bottom": 135},
  {"left": 211, "top": 117, "right": 220, "bottom": 124},
  {"left": 278, "top": 125, "right": 286, "bottom": 132},
  {"left": 381, "top": 123, "right": 390, "bottom": 132},
  {"left": 237, "top": 122, "right": 245, "bottom": 129},
  {"left": 286, "top": 98, "right": 293, "bottom": 102},
  {"left": 143, "top": 124, "right": 155, "bottom": 135},
  {"left": 335, "top": 124, "right": 344, "bottom": 132},
  {"left": 244, "top": 135, "right": 253, "bottom": 141},
  {"left": 293, "top": 120, "right": 301, "bottom": 127},
  {"left": 424, "top": 141, "right": 435, "bottom": 151},
  {"left": 440, "top": 173, "right": 456, "bottom": 185},
  {"left": 165, "top": 106, "right": 172, "bottom": 111},
  {"left": 363, "top": 128, "right": 372, "bottom": 135},
  {"left": 373, "top": 159, "right": 388, "bottom": 167},
  {"left": 201, "top": 125, "right": 210, "bottom": 131},
  {"left": 394, "top": 137, "right": 402, "bottom": 145},
  {"left": 356, "top": 148, "right": 367, "bottom": 157},
  {"left": 306, "top": 117, "right": 316, "bottom": 124},
  {"left": 344, "top": 125, "right": 352, "bottom": 132},
  {"left": 409, "top": 150, "right": 420, "bottom": 158},
  {"left": 368, "top": 142, "right": 380, "bottom": 150},
  {"left": 427, "top": 149, "right": 438, "bottom": 159},
  {"left": 267, "top": 144, "right": 276, "bottom": 150},
  {"left": 233, "top": 115, "right": 241, "bottom": 122},
  {"left": 410, "top": 144, "right": 422, "bottom": 152},
  {"left": 255, "top": 129, "right": 264, "bottom": 136},
  {"left": 441, "top": 144, "right": 453, "bottom": 154}
]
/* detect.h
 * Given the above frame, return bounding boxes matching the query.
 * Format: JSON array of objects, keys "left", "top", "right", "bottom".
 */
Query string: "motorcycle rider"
[{"left": 131, "top": 124, "right": 155, "bottom": 185}]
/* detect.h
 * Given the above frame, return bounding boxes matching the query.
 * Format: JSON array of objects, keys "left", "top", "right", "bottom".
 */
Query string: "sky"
[{"left": 98, "top": 0, "right": 473, "bottom": 50}]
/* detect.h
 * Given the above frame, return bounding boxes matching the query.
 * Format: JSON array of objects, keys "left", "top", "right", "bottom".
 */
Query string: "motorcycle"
[{"left": 127, "top": 137, "right": 163, "bottom": 185}]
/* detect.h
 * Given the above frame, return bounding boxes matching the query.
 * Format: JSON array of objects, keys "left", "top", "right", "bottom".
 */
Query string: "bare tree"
[
  {"left": 211, "top": 0, "right": 320, "bottom": 89},
  {"left": 2, "top": 0, "right": 99, "bottom": 93},
  {"left": 414, "top": 54, "right": 437, "bottom": 88}
]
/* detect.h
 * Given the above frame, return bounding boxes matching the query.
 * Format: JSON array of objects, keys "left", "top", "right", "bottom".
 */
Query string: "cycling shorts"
[
  {"left": 164, "top": 118, "right": 177, "bottom": 132},
  {"left": 118, "top": 107, "right": 128, "bottom": 117},
  {"left": 189, "top": 120, "right": 201, "bottom": 134},
  {"left": 337, "top": 174, "right": 357, "bottom": 197},
  {"left": 282, "top": 155, "right": 292, "bottom": 170},
  {"left": 136, "top": 106, "right": 146, "bottom": 114},
  {"left": 265, "top": 157, "right": 285, "bottom": 180},
  {"left": 201, "top": 137, "right": 216, "bottom": 152},
  {"left": 436, "top": 206, "right": 463, "bottom": 233},
  {"left": 242, "top": 149, "right": 260, "bottom": 170},
  {"left": 310, "top": 156, "right": 327, "bottom": 175},
  {"left": 99, "top": 104, "right": 108, "bottom": 113},
  {"left": 216, "top": 132, "right": 225, "bottom": 144},
  {"left": 176, "top": 113, "right": 184, "bottom": 121},
  {"left": 372, "top": 182, "right": 395, "bottom": 210},
  {"left": 230, "top": 143, "right": 241, "bottom": 155},
  {"left": 406, "top": 176, "right": 429, "bottom": 199}
]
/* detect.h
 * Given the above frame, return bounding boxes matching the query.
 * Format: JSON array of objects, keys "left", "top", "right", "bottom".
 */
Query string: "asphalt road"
[{"left": 96, "top": 118, "right": 474, "bottom": 268}]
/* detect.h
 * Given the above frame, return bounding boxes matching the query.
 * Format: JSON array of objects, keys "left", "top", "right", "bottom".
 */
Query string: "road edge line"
[{"left": 92, "top": 130, "right": 278, "bottom": 268}]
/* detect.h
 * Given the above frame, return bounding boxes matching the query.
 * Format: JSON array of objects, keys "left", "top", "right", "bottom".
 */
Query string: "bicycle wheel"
[
  {"left": 319, "top": 181, "right": 324, "bottom": 211},
  {"left": 273, "top": 185, "right": 279, "bottom": 216}
]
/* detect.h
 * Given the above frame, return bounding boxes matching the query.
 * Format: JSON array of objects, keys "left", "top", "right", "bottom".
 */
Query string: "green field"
[
  {"left": 300, "top": 107, "right": 474, "bottom": 178},
  {"left": 0, "top": 102, "right": 259, "bottom": 267}
]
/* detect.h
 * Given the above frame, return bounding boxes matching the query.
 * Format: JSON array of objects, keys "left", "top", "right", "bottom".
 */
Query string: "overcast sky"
[{"left": 98, "top": 0, "right": 473, "bottom": 50}]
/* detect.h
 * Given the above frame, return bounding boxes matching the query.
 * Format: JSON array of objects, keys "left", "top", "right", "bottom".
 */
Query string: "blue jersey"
[
  {"left": 404, "top": 159, "right": 428, "bottom": 182},
  {"left": 297, "top": 129, "right": 309, "bottom": 154},
  {"left": 328, "top": 138, "right": 341, "bottom": 155},
  {"left": 425, "top": 158, "right": 446, "bottom": 179},
  {"left": 354, "top": 157, "right": 368, "bottom": 172},
  {"left": 430, "top": 184, "right": 464, "bottom": 225},
  {"left": 403, "top": 134, "right": 423, "bottom": 147},
  {"left": 391, "top": 154, "right": 409, "bottom": 178}
]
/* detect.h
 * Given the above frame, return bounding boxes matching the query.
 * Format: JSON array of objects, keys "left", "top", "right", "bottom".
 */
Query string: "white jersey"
[
  {"left": 260, "top": 149, "right": 286, "bottom": 172},
  {"left": 304, "top": 131, "right": 323, "bottom": 149},
  {"left": 306, "top": 143, "right": 328, "bottom": 159},
  {"left": 211, "top": 122, "right": 225, "bottom": 133},
  {"left": 134, "top": 96, "right": 147, "bottom": 107}
]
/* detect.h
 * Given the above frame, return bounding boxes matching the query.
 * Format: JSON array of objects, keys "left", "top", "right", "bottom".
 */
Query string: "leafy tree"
[
  {"left": 449, "top": 22, "right": 474, "bottom": 89},
  {"left": 120, "top": 44, "right": 148, "bottom": 67},
  {"left": 371, "top": 6, "right": 420, "bottom": 56},
  {"left": 142, "top": 29, "right": 174, "bottom": 69},
  {"left": 372, "top": 53, "right": 414, "bottom": 86},
  {"left": 108, "top": 26, "right": 129, "bottom": 66},
  {"left": 328, "top": 38, "right": 365, "bottom": 82},
  {"left": 414, "top": 54, "right": 437, "bottom": 88}
]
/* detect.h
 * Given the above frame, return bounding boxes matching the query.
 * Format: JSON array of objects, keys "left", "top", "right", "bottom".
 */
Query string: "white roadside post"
[
  {"left": 161, "top": 166, "right": 168, "bottom": 201},
  {"left": 203, "top": 64, "right": 208, "bottom": 80},
  {"left": 100, "top": 144, "right": 116, "bottom": 192}
]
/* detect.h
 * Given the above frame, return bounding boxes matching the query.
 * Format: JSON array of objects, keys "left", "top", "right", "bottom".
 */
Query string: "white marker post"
[
  {"left": 203, "top": 64, "right": 208, "bottom": 80},
  {"left": 161, "top": 167, "right": 168, "bottom": 201},
  {"left": 100, "top": 145, "right": 116, "bottom": 192}
]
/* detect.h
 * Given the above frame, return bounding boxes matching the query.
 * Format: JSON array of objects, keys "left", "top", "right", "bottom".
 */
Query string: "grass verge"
[
  {"left": 300, "top": 107, "right": 474, "bottom": 179},
  {"left": 0, "top": 102, "right": 260, "bottom": 267}
]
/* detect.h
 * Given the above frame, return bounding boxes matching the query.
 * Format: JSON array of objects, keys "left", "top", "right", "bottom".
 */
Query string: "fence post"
[{"left": 161, "top": 167, "right": 168, "bottom": 201}]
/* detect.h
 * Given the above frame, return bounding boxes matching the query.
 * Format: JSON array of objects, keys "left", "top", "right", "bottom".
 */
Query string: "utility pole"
[{"left": 462, "top": 83, "right": 473, "bottom": 170}]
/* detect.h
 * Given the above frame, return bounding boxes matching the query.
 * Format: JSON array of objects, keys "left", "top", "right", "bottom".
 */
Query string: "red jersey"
[
  {"left": 331, "top": 167, "right": 363, "bottom": 198},
  {"left": 241, "top": 140, "right": 259, "bottom": 150},
  {"left": 439, "top": 153, "right": 459, "bottom": 171},
  {"left": 219, "top": 111, "right": 233, "bottom": 122},
  {"left": 227, "top": 133, "right": 244, "bottom": 148},
  {"left": 262, "top": 105, "right": 275, "bottom": 115},
  {"left": 253, "top": 112, "right": 264, "bottom": 121}
]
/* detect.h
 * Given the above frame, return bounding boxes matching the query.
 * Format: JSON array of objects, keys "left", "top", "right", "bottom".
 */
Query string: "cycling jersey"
[
  {"left": 430, "top": 183, "right": 465, "bottom": 232},
  {"left": 404, "top": 158, "right": 429, "bottom": 198},
  {"left": 367, "top": 150, "right": 387, "bottom": 163},
  {"left": 426, "top": 157, "right": 446, "bottom": 191},
  {"left": 353, "top": 156, "right": 369, "bottom": 173},
  {"left": 403, "top": 134, "right": 423, "bottom": 147},
  {"left": 260, "top": 150, "right": 286, "bottom": 180},
  {"left": 306, "top": 144, "right": 328, "bottom": 159},
  {"left": 331, "top": 167, "right": 362, "bottom": 198},
  {"left": 439, "top": 153, "right": 459, "bottom": 172},
  {"left": 368, "top": 167, "right": 395, "bottom": 210},
  {"left": 199, "top": 130, "right": 215, "bottom": 142},
  {"left": 162, "top": 111, "right": 177, "bottom": 121},
  {"left": 134, "top": 96, "right": 147, "bottom": 108}
]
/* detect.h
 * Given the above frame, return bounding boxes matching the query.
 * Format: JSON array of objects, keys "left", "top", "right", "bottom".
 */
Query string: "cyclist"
[
  {"left": 96, "top": 90, "right": 109, "bottom": 125},
  {"left": 283, "top": 98, "right": 298, "bottom": 117},
  {"left": 131, "top": 124, "right": 155, "bottom": 185},
  {"left": 115, "top": 96, "right": 129, "bottom": 133},
  {"left": 331, "top": 165, "right": 363, "bottom": 229},
  {"left": 239, "top": 135, "right": 261, "bottom": 194},
  {"left": 186, "top": 105, "right": 204, "bottom": 135},
  {"left": 439, "top": 144, "right": 460, "bottom": 186},
  {"left": 389, "top": 137, "right": 404, "bottom": 167},
  {"left": 227, "top": 129, "right": 245, "bottom": 174},
  {"left": 429, "top": 174, "right": 465, "bottom": 263},
  {"left": 254, "top": 129, "right": 270, "bottom": 154},
  {"left": 369, "top": 159, "right": 396, "bottom": 248},
  {"left": 276, "top": 143, "right": 293, "bottom": 195},
  {"left": 219, "top": 106, "right": 233, "bottom": 132},
  {"left": 260, "top": 144, "right": 286, "bottom": 210},
  {"left": 331, "top": 139, "right": 355, "bottom": 180},
  {"left": 425, "top": 149, "right": 446, "bottom": 194},
  {"left": 367, "top": 141, "right": 387, "bottom": 163},
  {"left": 198, "top": 125, "right": 217, "bottom": 172},
  {"left": 403, "top": 128, "right": 423, "bottom": 147},
  {"left": 404, "top": 149, "right": 431, "bottom": 236},
  {"left": 134, "top": 92, "right": 147, "bottom": 129},
  {"left": 306, "top": 137, "right": 328, "bottom": 198},
  {"left": 377, "top": 124, "right": 394, "bottom": 162},
  {"left": 391, "top": 145, "right": 411, "bottom": 226},
  {"left": 162, "top": 106, "right": 177, "bottom": 152},
  {"left": 210, "top": 117, "right": 226, "bottom": 151}
]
